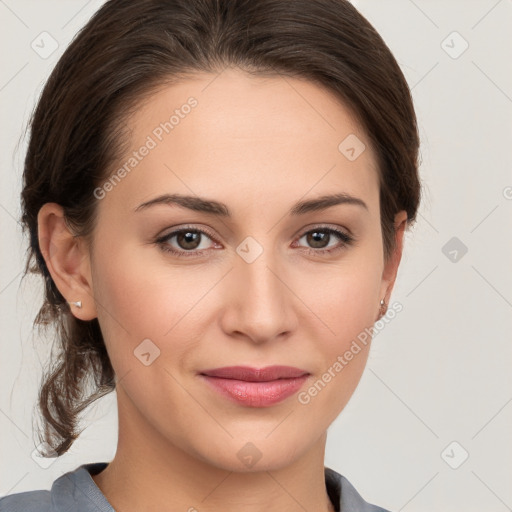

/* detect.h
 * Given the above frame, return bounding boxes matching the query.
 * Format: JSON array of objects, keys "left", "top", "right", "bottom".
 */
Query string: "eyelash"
[{"left": 155, "top": 224, "right": 355, "bottom": 259}]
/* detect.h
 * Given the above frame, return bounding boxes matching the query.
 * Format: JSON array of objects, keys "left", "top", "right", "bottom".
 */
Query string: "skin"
[{"left": 38, "top": 67, "right": 407, "bottom": 512}]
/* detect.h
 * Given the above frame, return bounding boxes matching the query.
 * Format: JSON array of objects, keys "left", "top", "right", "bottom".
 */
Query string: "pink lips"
[{"left": 199, "top": 365, "right": 310, "bottom": 407}]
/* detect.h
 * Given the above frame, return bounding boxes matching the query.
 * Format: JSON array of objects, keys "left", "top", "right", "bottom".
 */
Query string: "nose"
[{"left": 218, "top": 241, "right": 298, "bottom": 345}]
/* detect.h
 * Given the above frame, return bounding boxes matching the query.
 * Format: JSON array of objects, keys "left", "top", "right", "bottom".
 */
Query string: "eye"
[
  {"left": 155, "top": 224, "right": 355, "bottom": 259},
  {"left": 294, "top": 226, "right": 355, "bottom": 256},
  {"left": 155, "top": 226, "right": 219, "bottom": 258}
]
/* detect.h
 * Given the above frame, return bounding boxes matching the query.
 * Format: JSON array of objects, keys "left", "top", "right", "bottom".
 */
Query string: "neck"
[{"left": 92, "top": 386, "right": 335, "bottom": 512}]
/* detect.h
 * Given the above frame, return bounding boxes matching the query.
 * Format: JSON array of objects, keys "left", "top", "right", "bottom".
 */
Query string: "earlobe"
[{"left": 37, "top": 202, "right": 97, "bottom": 320}]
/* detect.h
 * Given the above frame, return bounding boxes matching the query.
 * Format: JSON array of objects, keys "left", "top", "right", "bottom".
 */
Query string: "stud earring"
[
  {"left": 68, "top": 300, "right": 82, "bottom": 308},
  {"left": 378, "top": 298, "right": 387, "bottom": 318}
]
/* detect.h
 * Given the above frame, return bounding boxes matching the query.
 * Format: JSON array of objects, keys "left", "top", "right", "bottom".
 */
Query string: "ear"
[
  {"left": 37, "top": 202, "right": 97, "bottom": 320},
  {"left": 378, "top": 210, "right": 408, "bottom": 319}
]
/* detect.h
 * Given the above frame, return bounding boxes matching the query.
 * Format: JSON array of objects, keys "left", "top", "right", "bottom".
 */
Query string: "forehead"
[{"left": 101, "top": 67, "right": 379, "bottom": 218}]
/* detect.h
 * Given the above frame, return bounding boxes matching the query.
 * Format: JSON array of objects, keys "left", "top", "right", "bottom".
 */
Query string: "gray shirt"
[{"left": 0, "top": 462, "right": 391, "bottom": 511}]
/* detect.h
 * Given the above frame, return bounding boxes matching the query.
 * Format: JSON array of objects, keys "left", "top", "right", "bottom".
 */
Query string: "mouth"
[
  {"left": 199, "top": 365, "right": 309, "bottom": 381},
  {"left": 198, "top": 365, "right": 310, "bottom": 407}
]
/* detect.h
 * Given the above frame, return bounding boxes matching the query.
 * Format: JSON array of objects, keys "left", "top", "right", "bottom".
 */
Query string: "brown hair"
[{"left": 21, "top": 0, "right": 421, "bottom": 456}]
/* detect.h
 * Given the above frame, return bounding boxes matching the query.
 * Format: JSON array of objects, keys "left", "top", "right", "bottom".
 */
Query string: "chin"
[{"left": 192, "top": 434, "right": 311, "bottom": 473}]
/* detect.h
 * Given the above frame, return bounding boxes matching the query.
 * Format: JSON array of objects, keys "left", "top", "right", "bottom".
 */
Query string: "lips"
[
  {"left": 198, "top": 365, "right": 310, "bottom": 407},
  {"left": 199, "top": 365, "right": 309, "bottom": 381}
]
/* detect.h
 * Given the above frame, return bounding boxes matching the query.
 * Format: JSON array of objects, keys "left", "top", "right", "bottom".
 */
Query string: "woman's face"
[{"left": 73, "top": 68, "right": 406, "bottom": 470}]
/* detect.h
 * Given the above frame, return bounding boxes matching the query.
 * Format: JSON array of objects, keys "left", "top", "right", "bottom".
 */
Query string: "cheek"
[
  {"left": 301, "top": 258, "right": 381, "bottom": 342},
  {"left": 95, "top": 232, "right": 175, "bottom": 318},
  {"left": 294, "top": 262, "right": 381, "bottom": 414},
  {"left": 91, "top": 241, "right": 195, "bottom": 367},
  {"left": 91, "top": 236, "right": 232, "bottom": 377}
]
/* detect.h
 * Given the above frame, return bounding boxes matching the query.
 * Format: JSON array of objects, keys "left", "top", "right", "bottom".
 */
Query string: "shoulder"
[
  {"left": 325, "top": 466, "right": 393, "bottom": 512},
  {"left": 0, "top": 462, "right": 111, "bottom": 512},
  {"left": 0, "top": 490, "right": 51, "bottom": 512}
]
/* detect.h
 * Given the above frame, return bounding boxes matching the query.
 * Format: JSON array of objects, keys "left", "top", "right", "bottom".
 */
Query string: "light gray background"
[{"left": 1, "top": 1, "right": 511, "bottom": 511}]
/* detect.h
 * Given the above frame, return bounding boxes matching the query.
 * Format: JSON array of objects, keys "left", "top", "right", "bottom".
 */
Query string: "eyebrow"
[{"left": 133, "top": 192, "right": 368, "bottom": 216}]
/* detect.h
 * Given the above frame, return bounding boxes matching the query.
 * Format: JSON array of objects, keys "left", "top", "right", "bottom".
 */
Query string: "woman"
[{"left": 0, "top": 0, "right": 421, "bottom": 510}]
